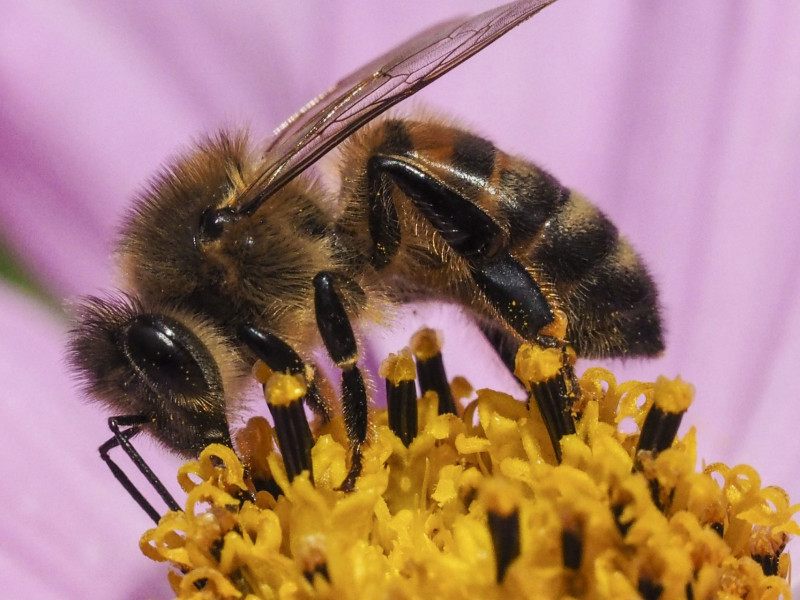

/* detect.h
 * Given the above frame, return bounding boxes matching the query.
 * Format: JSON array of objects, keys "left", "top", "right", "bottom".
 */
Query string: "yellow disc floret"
[{"left": 142, "top": 339, "right": 799, "bottom": 600}]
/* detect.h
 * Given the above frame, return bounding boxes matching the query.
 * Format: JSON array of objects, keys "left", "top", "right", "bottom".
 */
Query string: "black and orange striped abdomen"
[{"left": 337, "top": 117, "right": 663, "bottom": 358}]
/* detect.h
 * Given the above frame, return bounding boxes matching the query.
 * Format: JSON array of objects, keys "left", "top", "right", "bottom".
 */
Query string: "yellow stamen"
[{"left": 141, "top": 334, "right": 799, "bottom": 599}]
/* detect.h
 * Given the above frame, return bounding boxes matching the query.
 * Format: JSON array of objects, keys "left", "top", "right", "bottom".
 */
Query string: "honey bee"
[{"left": 68, "top": 0, "right": 662, "bottom": 520}]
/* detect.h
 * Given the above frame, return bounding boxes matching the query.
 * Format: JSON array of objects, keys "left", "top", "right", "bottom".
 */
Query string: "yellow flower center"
[{"left": 141, "top": 335, "right": 799, "bottom": 599}]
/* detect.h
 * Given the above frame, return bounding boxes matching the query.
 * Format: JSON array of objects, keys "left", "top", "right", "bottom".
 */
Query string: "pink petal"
[
  {"left": 0, "top": 283, "right": 179, "bottom": 598},
  {"left": 2, "top": 1, "right": 799, "bottom": 588}
]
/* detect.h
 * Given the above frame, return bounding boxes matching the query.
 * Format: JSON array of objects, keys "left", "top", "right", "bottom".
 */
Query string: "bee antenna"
[{"left": 236, "top": 185, "right": 271, "bottom": 217}]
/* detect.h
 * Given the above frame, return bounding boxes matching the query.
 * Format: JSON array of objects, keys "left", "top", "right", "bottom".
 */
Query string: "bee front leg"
[
  {"left": 239, "top": 327, "right": 324, "bottom": 483},
  {"left": 370, "top": 155, "right": 555, "bottom": 343},
  {"left": 239, "top": 326, "right": 333, "bottom": 424},
  {"left": 312, "top": 272, "right": 368, "bottom": 491}
]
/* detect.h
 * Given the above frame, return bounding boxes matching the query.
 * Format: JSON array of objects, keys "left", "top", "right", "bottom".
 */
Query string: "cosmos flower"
[
  {"left": 1, "top": 1, "right": 799, "bottom": 598},
  {"left": 143, "top": 346, "right": 798, "bottom": 597}
]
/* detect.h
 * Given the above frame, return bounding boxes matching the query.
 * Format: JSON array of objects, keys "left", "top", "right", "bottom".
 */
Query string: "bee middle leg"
[{"left": 312, "top": 272, "right": 368, "bottom": 491}]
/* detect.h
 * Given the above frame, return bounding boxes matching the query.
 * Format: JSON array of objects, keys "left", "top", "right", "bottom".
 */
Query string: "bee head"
[{"left": 67, "top": 294, "right": 243, "bottom": 455}]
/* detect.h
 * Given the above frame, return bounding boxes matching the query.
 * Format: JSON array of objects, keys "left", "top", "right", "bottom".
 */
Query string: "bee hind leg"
[
  {"left": 371, "top": 154, "right": 555, "bottom": 342},
  {"left": 99, "top": 415, "right": 181, "bottom": 523}
]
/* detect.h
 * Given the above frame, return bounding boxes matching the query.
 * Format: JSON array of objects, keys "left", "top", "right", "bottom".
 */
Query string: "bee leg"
[
  {"left": 239, "top": 326, "right": 319, "bottom": 482},
  {"left": 371, "top": 155, "right": 555, "bottom": 341},
  {"left": 365, "top": 158, "right": 402, "bottom": 269},
  {"left": 239, "top": 326, "right": 333, "bottom": 424},
  {"left": 312, "top": 271, "right": 368, "bottom": 491},
  {"left": 99, "top": 415, "right": 181, "bottom": 523}
]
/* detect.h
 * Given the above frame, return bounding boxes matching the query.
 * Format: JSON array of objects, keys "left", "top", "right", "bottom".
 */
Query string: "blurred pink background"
[{"left": 2, "top": 1, "right": 799, "bottom": 598}]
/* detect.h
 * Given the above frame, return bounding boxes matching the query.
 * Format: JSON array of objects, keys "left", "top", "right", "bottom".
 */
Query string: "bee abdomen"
[
  {"left": 340, "top": 118, "right": 663, "bottom": 358},
  {"left": 530, "top": 192, "right": 663, "bottom": 358}
]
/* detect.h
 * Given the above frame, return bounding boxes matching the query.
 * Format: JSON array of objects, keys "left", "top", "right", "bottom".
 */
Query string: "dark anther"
[
  {"left": 410, "top": 329, "right": 457, "bottom": 416},
  {"left": 488, "top": 509, "right": 521, "bottom": 582},
  {"left": 386, "top": 377, "right": 418, "bottom": 447},
  {"left": 636, "top": 379, "right": 691, "bottom": 462},
  {"left": 229, "top": 570, "right": 254, "bottom": 596},
  {"left": 267, "top": 399, "right": 314, "bottom": 483},
  {"left": 751, "top": 534, "right": 786, "bottom": 577},
  {"left": 233, "top": 487, "right": 257, "bottom": 506},
  {"left": 644, "top": 478, "right": 676, "bottom": 513},
  {"left": 210, "top": 537, "right": 225, "bottom": 562},
  {"left": 635, "top": 388, "right": 688, "bottom": 508},
  {"left": 752, "top": 552, "right": 781, "bottom": 577},
  {"left": 303, "top": 563, "right": 331, "bottom": 584},
  {"left": 515, "top": 346, "right": 576, "bottom": 463},
  {"left": 251, "top": 475, "right": 283, "bottom": 499},
  {"left": 637, "top": 578, "right": 664, "bottom": 600},
  {"left": 415, "top": 352, "right": 457, "bottom": 416},
  {"left": 192, "top": 578, "right": 208, "bottom": 591},
  {"left": 527, "top": 374, "right": 575, "bottom": 463},
  {"left": 611, "top": 502, "right": 632, "bottom": 537},
  {"left": 382, "top": 347, "right": 418, "bottom": 446},
  {"left": 636, "top": 405, "right": 684, "bottom": 455},
  {"left": 562, "top": 527, "right": 583, "bottom": 570}
]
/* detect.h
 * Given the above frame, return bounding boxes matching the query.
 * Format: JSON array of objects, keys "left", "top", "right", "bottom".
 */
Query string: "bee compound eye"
[{"left": 123, "top": 315, "right": 219, "bottom": 400}]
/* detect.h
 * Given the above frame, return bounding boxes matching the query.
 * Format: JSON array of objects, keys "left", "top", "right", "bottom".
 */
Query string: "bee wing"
[{"left": 236, "top": 0, "right": 557, "bottom": 215}]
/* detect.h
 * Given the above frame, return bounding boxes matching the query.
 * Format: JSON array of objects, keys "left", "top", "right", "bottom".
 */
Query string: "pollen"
[
  {"left": 264, "top": 372, "right": 307, "bottom": 407},
  {"left": 141, "top": 335, "right": 799, "bottom": 599}
]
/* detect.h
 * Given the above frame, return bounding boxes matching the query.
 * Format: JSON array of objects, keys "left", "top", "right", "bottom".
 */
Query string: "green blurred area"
[{"left": 0, "top": 237, "right": 58, "bottom": 309}]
